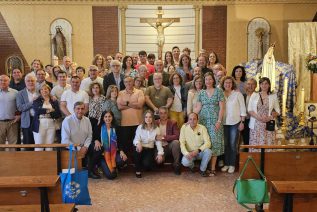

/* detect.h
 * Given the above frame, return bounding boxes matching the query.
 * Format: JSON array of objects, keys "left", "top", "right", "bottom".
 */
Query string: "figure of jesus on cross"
[{"left": 140, "top": 6, "right": 180, "bottom": 59}]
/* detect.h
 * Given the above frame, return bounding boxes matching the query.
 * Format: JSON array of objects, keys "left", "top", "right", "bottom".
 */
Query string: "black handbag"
[
  {"left": 259, "top": 93, "right": 275, "bottom": 131},
  {"left": 266, "top": 120, "right": 275, "bottom": 131}
]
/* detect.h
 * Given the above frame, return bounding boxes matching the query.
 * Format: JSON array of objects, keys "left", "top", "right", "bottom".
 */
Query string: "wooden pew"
[
  {"left": 0, "top": 204, "right": 75, "bottom": 212},
  {"left": 239, "top": 145, "right": 317, "bottom": 212},
  {"left": 270, "top": 181, "right": 317, "bottom": 212},
  {"left": 0, "top": 144, "right": 81, "bottom": 211}
]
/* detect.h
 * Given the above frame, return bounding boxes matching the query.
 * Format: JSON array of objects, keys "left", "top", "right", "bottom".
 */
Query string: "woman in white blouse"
[
  {"left": 169, "top": 73, "right": 186, "bottom": 129},
  {"left": 248, "top": 77, "right": 280, "bottom": 152},
  {"left": 133, "top": 110, "right": 164, "bottom": 178},
  {"left": 187, "top": 75, "right": 203, "bottom": 116},
  {"left": 220, "top": 76, "right": 246, "bottom": 174}
]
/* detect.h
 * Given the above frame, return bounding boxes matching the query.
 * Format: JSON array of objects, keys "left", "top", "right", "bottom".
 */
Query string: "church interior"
[{"left": 1, "top": 0, "right": 317, "bottom": 211}]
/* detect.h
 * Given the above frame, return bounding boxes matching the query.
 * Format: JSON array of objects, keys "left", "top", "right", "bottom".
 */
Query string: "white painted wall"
[{"left": 125, "top": 5, "right": 195, "bottom": 59}]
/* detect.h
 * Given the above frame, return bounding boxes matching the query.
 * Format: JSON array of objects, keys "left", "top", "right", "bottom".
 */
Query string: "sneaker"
[
  {"left": 221, "top": 166, "right": 229, "bottom": 172},
  {"left": 228, "top": 166, "right": 235, "bottom": 174},
  {"left": 218, "top": 160, "right": 224, "bottom": 167}
]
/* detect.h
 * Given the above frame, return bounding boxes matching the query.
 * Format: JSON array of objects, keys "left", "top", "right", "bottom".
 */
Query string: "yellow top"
[{"left": 179, "top": 124, "right": 211, "bottom": 156}]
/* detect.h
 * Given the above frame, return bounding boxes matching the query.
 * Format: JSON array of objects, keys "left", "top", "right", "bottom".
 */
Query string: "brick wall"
[
  {"left": 0, "top": 12, "right": 29, "bottom": 76},
  {"left": 202, "top": 6, "right": 227, "bottom": 67},
  {"left": 93, "top": 6, "right": 119, "bottom": 58}
]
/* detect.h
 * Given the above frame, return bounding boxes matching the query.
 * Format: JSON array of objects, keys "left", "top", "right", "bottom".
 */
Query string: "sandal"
[{"left": 210, "top": 170, "right": 216, "bottom": 177}]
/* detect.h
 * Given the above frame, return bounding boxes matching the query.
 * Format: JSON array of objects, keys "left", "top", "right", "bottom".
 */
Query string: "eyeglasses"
[{"left": 112, "top": 65, "right": 120, "bottom": 67}]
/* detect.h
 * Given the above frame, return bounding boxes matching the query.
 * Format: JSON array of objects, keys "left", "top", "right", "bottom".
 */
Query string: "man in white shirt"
[
  {"left": 61, "top": 102, "right": 97, "bottom": 178},
  {"left": 51, "top": 70, "right": 71, "bottom": 142},
  {"left": 80, "top": 65, "right": 103, "bottom": 93},
  {"left": 51, "top": 71, "right": 71, "bottom": 101},
  {"left": 60, "top": 76, "right": 89, "bottom": 116}
]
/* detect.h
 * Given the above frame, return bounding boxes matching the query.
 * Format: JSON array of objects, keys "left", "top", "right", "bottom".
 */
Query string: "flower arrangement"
[{"left": 306, "top": 54, "right": 317, "bottom": 73}]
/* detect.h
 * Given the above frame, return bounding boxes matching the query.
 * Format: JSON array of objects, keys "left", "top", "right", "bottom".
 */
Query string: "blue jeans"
[
  {"left": 224, "top": 123, "right": 239, "bottom": 166},
  {"left": 181, "top": 149, "right": 212, "bottom": 172}
]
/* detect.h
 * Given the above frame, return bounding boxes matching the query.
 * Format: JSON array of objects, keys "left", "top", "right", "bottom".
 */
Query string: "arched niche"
[
  {"left": 247, "top": 17, "right": 271, "bottom": 61},
  {"left": 50, "top": 18, "right": 73, "bottom": 61},
  {"left": 5, "top": 55, "right": 24, "bottom": 77}
]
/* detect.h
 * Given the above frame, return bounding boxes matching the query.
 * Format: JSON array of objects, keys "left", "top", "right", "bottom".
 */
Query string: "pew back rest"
[
  {"left": 239, "top": 152, "right": 317, "bottom": 181},
  {"left": 0, "top": 151, "right": 82, "bottom": 177}
]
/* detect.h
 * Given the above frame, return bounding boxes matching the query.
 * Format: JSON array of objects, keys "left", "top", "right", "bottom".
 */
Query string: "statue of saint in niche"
[
  {"left": 52, "top": 26, "right": 67, "bottom": 60},
  {"left": 255, "top": 27, "right": 265, "bottom": 60}
]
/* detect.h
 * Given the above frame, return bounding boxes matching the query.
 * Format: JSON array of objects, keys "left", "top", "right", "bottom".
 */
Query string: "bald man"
[{"left": 0, "top": 75, "right": 19, "bottom": 149}]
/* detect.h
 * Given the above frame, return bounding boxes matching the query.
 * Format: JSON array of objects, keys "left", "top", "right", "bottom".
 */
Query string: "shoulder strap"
[
  {"left": 238, "top": 156, "right": 266, "bottom": 180},
  {"left": 259, "top": 93, "right": 264, "bottom": 105}
]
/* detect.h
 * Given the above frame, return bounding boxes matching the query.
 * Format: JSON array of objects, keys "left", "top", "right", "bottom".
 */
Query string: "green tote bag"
[{"left": 233, "top": 156, "right": 270, "bottom": 210}]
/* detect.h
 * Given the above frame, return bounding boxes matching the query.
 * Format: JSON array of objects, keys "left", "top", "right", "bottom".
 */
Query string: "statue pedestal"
[{"left": 311, "top": 73, "right": 317, "bottom": 102}]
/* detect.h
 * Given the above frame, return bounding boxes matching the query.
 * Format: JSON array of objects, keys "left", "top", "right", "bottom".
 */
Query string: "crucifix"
[{"left": 140, "top": 6, "right": 180, "bottom": 59}]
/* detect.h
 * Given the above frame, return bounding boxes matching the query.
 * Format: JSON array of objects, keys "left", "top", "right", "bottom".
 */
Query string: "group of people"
[{"left": 0, "top": 46, "right": 280, "bottom": 179}]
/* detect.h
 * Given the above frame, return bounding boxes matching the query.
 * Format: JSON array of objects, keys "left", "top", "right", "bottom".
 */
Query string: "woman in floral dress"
[
  {"left": 194, "top": 72, "right": 225, "bottom": 176},
  {"left": 248, "top": 77, "right": 280, "bottom": 152}
]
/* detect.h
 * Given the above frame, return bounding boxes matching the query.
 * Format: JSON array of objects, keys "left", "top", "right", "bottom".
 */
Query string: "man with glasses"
[
  {"left": 145, "top": 73, "right": 173, "bottom": 116},
  {"left": 148, "top": 60, "right": 170, "bottom": 87},
  {"left": 80, "top": 65, "right": 104, "bottom": 93},
  {"left": 103, "top": 60, "right": 125, "bottom": 93}
]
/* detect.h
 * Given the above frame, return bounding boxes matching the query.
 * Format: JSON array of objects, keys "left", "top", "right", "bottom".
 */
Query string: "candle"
[
  {"left": 282, "top": 78, "right": 288, "bottom": 116},
  {"left": 300, "top": 87, "right": 305, "bottom": 113}
]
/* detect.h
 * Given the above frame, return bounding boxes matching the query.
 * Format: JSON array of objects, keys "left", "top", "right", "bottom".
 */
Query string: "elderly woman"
[
  {"left": 194, "top": 72, "right": 224, "bottom": 176},
  {"left": 138, "top": 65, "right": 148, "bottom": 87},
  {"left": 133, "top": 110, "right": 164, "bottom": 178},
  {"left": 231, "top": 65, "right": 247, "bottom": 94},
  {"left": 248, "top": 77, "right": 280, "bottom": 152},
  {"left": 220, "top": 76, "right": 246, "bottom": 174},
  {"left": 32, "top": 84, "right": 61, "bottom": 151}
]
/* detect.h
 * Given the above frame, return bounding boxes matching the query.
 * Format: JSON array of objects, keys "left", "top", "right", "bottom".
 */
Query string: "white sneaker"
[
  {"left": 228, "top": 166, "right": 235, "bottom": 174},
  {"left": 218, "top": 160, "right": 224, "bottom": 167},
  {"left": 221, "top": 166, "right": 229, "bottom": 172}
]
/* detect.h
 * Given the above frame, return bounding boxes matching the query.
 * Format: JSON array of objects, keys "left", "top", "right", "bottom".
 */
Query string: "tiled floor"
[{"left": 78, "top": 171, "right": 246, "bottom": 212}]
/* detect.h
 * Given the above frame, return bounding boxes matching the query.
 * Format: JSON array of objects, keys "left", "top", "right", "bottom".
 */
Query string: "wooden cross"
[{"left": 140, "top": 6, "right": 180, "bottom": 59}]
